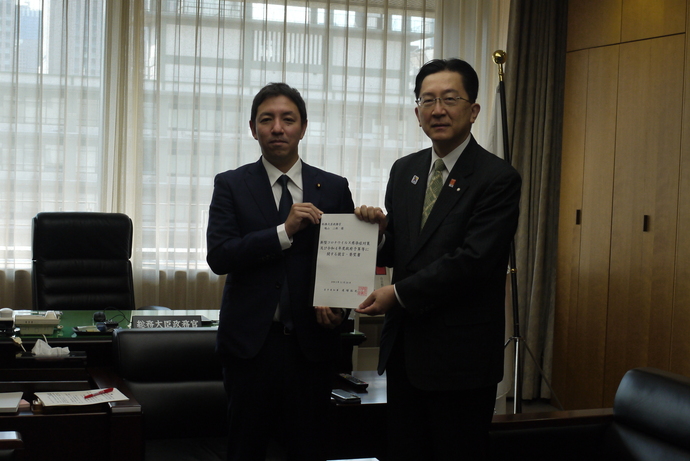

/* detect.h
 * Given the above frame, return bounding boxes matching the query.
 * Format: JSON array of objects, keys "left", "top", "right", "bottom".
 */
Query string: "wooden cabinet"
[
  {"left": 555, "top": 0, "right": 688, "bottom": 409},
  {"left": 603, "top": 34, "right": 685, "bottom": 404},
  {"left": 555, "top": 45, "right": 619, "bottom": 410}
]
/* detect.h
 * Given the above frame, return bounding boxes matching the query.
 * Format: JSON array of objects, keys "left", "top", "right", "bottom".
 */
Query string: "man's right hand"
[
  {"left": 285, "top": 202, "right": 323, "bottom": 238},
  {"left": 355, "top": 205, "right": 387, "bottom": 237}
]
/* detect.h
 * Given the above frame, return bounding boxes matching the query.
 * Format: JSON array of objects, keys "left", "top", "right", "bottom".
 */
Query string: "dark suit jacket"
[
  {"left": 378, "top": 136, "right": 521, "bottom": 391},
  {"left": 206, "top": 159, "right": 355, "bottom": 362}
]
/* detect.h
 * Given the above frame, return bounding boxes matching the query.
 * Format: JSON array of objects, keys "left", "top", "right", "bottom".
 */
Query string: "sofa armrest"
[
  {"left": 88, "top": 366, "right": 141, "bottom": 413},
  {"left": 88, "top": 367, "right": 144, "bottom": 461}
]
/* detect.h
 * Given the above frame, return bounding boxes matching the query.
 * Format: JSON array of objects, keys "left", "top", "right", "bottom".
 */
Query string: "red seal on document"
[{"left": 358, "top": 286, "right": 368, "bottom": 296}]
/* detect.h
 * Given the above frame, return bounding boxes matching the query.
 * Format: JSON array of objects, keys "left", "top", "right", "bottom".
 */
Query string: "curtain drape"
[
  {"left": 504, "top": 0, "right": 568, "bottom": 400},
  {"left": 435, "top": 0, "right": 511, "bottom": 155}
]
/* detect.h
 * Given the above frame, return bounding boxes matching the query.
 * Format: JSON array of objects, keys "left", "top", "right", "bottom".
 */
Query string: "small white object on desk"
[
  {"left": 31, "top": 338, "right": 70, "bottom": 357},
  {"left": 14, "top": 310, "right": 60, "bottom": 335},
  {"left": 0, "top": 392, "right": 23, "bottom": 413}
]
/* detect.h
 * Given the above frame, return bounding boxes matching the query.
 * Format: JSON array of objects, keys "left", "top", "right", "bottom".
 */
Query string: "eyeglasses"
[{"left": 415, "top": 96, "right": 470, "bottom": 108}]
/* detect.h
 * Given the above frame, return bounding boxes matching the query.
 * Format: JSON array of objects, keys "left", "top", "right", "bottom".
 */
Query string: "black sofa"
[
  {"left": 488, "top": 367, "right": 690, "bottom": 460},
  {"left": 89, "top": 326, "right": 372, "bottom": 461},
  {"left": 95, "top": 328, "right": 228, "bottom": 461}
]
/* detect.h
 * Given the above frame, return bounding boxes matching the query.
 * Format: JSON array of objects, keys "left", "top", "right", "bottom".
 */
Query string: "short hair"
[
  {"left": 250, "top": 83, "right": 308, "bottom": 124},
  {"left": 414, "top": 58, "right": 479, "bottom": 103}
]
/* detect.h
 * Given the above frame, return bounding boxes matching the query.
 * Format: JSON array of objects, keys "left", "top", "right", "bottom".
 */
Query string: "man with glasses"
[{"left": 355, "top": 59, "right": 521, "bottom": 460}]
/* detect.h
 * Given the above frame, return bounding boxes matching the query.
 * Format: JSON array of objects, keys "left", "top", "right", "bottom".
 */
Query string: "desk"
[
  {"left": 327, "top": 370, "right": 387, "bottom": 459},
  {"left": 0, "top": 310, "right": 219, "bottom": 367},
  {"left": 0, "top": 367, "right": 141, "bottom": 461}
]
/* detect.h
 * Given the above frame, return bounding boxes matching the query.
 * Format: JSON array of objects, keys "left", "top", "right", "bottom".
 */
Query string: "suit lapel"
[
  {"left": 301, "top": 162, "right": 322, "bottom": 206},
  {"left": 409, "top": 140, "right": 478, "bottom": 257},
  {"left": 244, "top": 159, "right": 279, "bottom": 225},
  {"left": 398, "top": 150, "right": 431, "bottom": 245}
]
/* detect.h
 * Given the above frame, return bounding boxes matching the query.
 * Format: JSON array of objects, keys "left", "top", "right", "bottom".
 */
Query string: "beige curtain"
[
  {"left": 435, "top": 0, "right": 511, "bottom": 153},
  {"left": 504, "top": 0, "right": 568, "bottom": 401}
]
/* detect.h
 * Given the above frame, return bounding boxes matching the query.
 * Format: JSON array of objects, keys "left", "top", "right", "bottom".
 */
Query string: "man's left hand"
[
  {"left": 315, "top": 306, "right": 345, "bottom": 329},
  {"left": 356, "top": 285, "right": 397, "bottom": 316}
]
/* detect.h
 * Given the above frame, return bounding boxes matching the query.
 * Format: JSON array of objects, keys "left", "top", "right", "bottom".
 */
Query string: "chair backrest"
[
  {"left": 608, "top": 367, "right": 690, "bottom": 459},
  {"left": 112, "top": 328, "right": 228, "bottom": 440},
  {"left": 32, "top": 212, "right": 136, "bottom": 311}
]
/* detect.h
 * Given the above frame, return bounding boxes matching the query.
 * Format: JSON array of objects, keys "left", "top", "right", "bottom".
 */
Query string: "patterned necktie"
[
  {"left": 421, "top": 159, "right": 445, "bottom": 229},
  {"left": 278, "top": 175, "right": 292, "bottom": 222}
]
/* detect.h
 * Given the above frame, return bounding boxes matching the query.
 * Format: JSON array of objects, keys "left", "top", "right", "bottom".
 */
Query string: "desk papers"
[
  {"left": 312, "top": 214, "right": 379, "bottom": 309},
  {"left": 0, "top": 392, "right": 22, "bottom": 413},
  {"left": 34, "top": 388, "right": 128, "bottom": 407}
]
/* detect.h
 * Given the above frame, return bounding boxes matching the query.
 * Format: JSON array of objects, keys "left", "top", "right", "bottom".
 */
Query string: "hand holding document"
[{"left": 312, "top": 214, "right": 379, "bottom": 309}]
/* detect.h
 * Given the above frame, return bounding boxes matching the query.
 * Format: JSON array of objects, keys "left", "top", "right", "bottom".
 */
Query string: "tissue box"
[{"left": 15, "top": 312, "right": 60, "bottom": 335}]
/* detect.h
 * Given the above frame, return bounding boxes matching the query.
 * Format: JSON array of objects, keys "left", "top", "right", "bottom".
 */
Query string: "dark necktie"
[
  {"left": 277, "top": 174, "right": 293, "bottom": 329},
  {"left": 278, "top": 175, "right": 292, "bottom": 222}
]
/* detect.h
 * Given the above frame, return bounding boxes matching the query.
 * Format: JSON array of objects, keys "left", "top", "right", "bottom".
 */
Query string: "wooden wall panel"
[
  {"left": 671, "top": 3, "right": 690, "bottom": 378},
  {"left": 622, "top": 0, "right": 686, "bottom": 42},
  {"left": 572, "top": 45, "right": 619, "bottom": 409},
  {"left": 603, "top": 35, "right": 685, "bottom": 406},
  {"left": 568, "top": 45, "right": 619, "bottom": 410},
  {"left": 557, "top": 0, "right": 690, "bottom": 411},
  {"left": 554, "top": 50, "right": 588, "bottom": 409},
  {"left": 567, "top": 0, "right": 622, "bottom": 52}
]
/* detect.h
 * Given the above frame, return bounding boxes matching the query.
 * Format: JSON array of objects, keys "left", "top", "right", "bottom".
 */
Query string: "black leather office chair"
[{"left": 32, "top": 212, "right": 167, "bottom": 311}]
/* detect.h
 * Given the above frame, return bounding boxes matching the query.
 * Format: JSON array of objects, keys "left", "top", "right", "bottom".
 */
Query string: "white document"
[
  {"left": 0, "top": 392, "right": 23, "bottom": 413},
  {"left": 312, "top": 214, "right": 379, "bottom": 308},
  {"left": 34, "top": 388, "right": 128, "bottom": 407}
]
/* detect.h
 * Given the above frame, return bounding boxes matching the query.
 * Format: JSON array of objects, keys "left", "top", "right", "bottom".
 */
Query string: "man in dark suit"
[
  {"left": 206, "top": 83, "right": 354, "bottom": 461},
  {"left": 355, "top": 59, "right": 521, "bottom": 460}
]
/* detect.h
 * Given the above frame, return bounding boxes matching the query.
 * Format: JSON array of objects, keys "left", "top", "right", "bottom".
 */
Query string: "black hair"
[
  {"left": 414, "top": 58, "right": 479, "bottom": 103},
  {"left": 250, "top": 83, "right": 308, "bottom": 124}
]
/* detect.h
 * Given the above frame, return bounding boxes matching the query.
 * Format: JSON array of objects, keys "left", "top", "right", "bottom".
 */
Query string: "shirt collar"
[
  {"left": 430, "top": 134, "right": 471, "bottom": 174},
  {"left": 262, "top": 157, "right": 303, "bottom": 190}
]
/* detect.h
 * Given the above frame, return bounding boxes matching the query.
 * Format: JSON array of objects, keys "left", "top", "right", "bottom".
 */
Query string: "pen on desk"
[{"left": 84, "top": 388, "right": 114, "bottom": 399}]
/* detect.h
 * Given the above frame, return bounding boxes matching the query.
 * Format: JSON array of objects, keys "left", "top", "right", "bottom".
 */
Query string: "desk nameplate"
[{"left": 130, "top": 315, "right": 204, "bottom": 329}]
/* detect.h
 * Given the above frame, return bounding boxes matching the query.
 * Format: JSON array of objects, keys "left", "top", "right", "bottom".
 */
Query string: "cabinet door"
[
  {"left": 554, "top": 50, "right": 587, "bottom": 410},
  {"left": 603, "top": 35, "right": 685, "bottom": 406},
  {"left": 672, "top": 28, "right": 690, "bottom": 377},
  {"left": 621, "top": 0, "right": 686, "bottom": 43},
  {"left": 555, "top": 45, "right": 619, "bottom": 410}
]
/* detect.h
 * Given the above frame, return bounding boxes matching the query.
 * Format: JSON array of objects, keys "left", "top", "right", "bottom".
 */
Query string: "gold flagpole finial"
[{"left": 493, "top": 50, "right": 507, "bottom": 81}]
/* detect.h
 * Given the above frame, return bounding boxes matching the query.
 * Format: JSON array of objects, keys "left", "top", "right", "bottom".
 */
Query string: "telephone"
[{"left": 14, "top": 311, "right": 61, "bottom": 335}]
